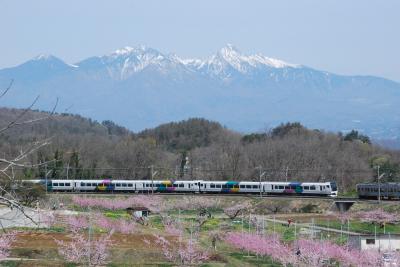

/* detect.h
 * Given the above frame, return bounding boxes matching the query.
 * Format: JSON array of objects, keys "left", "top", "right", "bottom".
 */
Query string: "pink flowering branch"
[
  {"left": 55, "top": 230, "right": 113, "bottom": 266},
  {"left": 72, "top": 195, "right": 163, "bottom": 213},
  {"left": 0, "top": 231, "right": 17, "bottom": 260},
  {"left": 357, "top": 209, "right": 399, "bottom": 225},
  {"left": 225, "top": 232, "right": 385, "bottom": 267}
]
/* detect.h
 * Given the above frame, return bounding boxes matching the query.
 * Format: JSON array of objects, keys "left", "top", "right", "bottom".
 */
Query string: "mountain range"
[{"left": 0, "top": 44, "right": 399, "bottom": 141}]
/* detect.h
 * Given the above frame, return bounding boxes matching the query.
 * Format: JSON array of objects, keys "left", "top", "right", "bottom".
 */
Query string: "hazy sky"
[{"left": 1, "top": 0, "right": 399, "bottom": 81}]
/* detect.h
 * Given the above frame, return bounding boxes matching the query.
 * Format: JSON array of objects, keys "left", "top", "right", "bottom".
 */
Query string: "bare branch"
[
  {"left": 0, "top": 79, "right": 13, "bottom": 99},
  {"left": 0, "top": 96, "right": 59, "bottom": 133}
]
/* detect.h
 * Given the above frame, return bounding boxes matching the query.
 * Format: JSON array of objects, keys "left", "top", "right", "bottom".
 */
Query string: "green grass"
[
  {"left": 0, "top": 261, "right": 23, "bottom": 267},
  {"left": 202, "top": 218, "right": 222, "bottom": 231},
  {"left": 149, "top": 215, "right": 164, "bottom": 229},
  {"left": 316, "top": 219, "right": 400, "bottom": 234},
  {"left": 104, "top": 210, "right": 130, "bottom": 219},
  {"left": 228, "top": 252, "right": 282, "bottom": 266}
]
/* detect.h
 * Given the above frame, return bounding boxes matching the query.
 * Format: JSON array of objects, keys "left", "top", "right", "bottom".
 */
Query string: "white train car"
[
  {"left": 264, "top": 181, "right": 337, "bottom": 197},
  {"left": 30, "top": 178, "right": 338, "bottom": 197},
  {"left": 50, "top": 179, "right": 75, "bottom": 192}
]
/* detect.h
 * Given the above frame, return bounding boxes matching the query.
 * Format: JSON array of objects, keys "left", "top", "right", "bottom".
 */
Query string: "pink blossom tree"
[
  {"left": 95, "top": 213, "right": 136, "bottom": 234},
  {"left": 223, "top": 202, "right": 251, "bottom": 220},
  {"left": 56, "top": 214, "right": 114, "bottom": 266},
  {"left": 144, "top": 217, "right": 209, "bottom": 266},
  {"left": 55, "top": 230, "right": 113, "bottom": 266},
  {"left": 225, "top": 232, "right": 296, "bottom": 266},
  {"left": 0, "top": 231, "right": 17, "bottom": 260},
  {"left": 335, "top": 211, "right": 353, "bottom": 225},
  {"left": 152, "top": 234, "right": 209, "bottom": 266},
  {"left": 357, "top": 209, "right": 398, "bottom": 226},
  {"left": 225, "top": 232, "right": 385, "bottom": 267},
  {"left": 72, "top": 195, "right": 163, "bottom": 213}
]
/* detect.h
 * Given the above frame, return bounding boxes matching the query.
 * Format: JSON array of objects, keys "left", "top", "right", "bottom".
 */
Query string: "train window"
[
  {"left": 228, "top": 184, "right": 233, "bottom": 189},
  {"left": 366, "top": 239, "right": 375, "bottom": 245},
  {"left": 53, "top": 183, "right": 59, "bottom": 186},
  {"left": 252, "top": 185, "right": 258, "bottom": 189},
  {"left": 59, "top": 183, "right": 65, "bottom": 186},
  {"left": 304, "top": 186, "right": 310, "bottom": 190},
  {"left": 233, "top": 185, "right": 239, "bottom": 189},
  {"left": 210, "top": 184, "right": 215, "bottom": 188},
  {"left": 65, "top": 183, "right": 70, "bottom": 186},
  {"left": 116, "top": 183, "right": 121, "bottom": 187},
  {"left": 310, "top": 186, "right": 316, "bottom": 190},
  {"left": 279, "top": 186, "right": 284, "bottom": 189},
  {"left": 179, "top": 184, "right": 184, "bottom": 188},
  {"left": 285, "top": 186, "right": 289, "bottom": 189},
  {"left": 128, "top": 184, "right": 133, "bottom": 187},
  {"left": 81, "top": 182, "right": 85, "bottom": 186},
  {"left": 246, "top": 185, "right": 252, "bottom": 189},
  {"left": 122, "top": 183, "right": 127, "bottom": 187},
  {"left": 216, "top": 184, "right": 222, "bottom": 188},
  {"left": 240, "top": 185, "right": 245, "bottom": 189}
]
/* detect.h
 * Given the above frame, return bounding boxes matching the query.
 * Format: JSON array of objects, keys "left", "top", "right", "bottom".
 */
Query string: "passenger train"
[
  {"left": 357, "top": 183, "right": 400, "bottom": 199},
  {"left": 30, "top": 179, "right": 338, "bottom": 197}
]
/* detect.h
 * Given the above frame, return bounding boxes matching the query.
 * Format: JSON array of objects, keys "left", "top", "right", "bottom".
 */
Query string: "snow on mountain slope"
[{"left": 0, "top": 45, "right": 399, "bottom": 141}]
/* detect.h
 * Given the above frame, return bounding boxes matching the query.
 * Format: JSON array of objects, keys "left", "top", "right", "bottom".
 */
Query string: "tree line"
[{"left": 1, "top": 107, "right": 399, "bottom": 191}]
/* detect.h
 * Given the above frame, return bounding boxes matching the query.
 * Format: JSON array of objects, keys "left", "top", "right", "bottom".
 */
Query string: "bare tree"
[{"left": 0, "top": 80, "right": 58, "bottom": 227}]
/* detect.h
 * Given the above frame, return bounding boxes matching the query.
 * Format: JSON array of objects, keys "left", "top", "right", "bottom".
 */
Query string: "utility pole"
[
  {"left": 45, "top": 163, "right": 48, "bottom": 194},
  {"left": 257, "top": 166, "right": 266, "bottom": 198},
  {"left": 378, "top": 165, "right": 381, "bottom": 204},
  {"left": 376, "top": 165, "right": 385, "bottom": 204},
  {"left": 285, "top": 166, "right": 289, "bottom": 182},
  {"left": 150, "top": 165, "right": 158, "bottom": 195},
  {"left": 66, "top": 162, "right": 70, "bottom": 180},
  {"left": 45, "top": 169, "right": 51, "bottom": 195}
]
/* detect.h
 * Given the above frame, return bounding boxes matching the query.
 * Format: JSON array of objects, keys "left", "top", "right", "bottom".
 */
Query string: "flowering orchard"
[
  {"left": 224, "top": 231, "right": 397, "bottom": 267},
  {"left": 55, "top": 229, "right": 113, "bottom": 266},
  {"left": 144, "top": 218, "right": 210, "bottom": 266},
  {"left": 72, "top": 195, "right": 163, "bottom": 212}
]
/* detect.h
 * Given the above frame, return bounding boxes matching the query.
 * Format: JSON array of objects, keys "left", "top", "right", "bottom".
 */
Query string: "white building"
[{"left": 349, "top": 234, "right": 400, "bottom": 251}]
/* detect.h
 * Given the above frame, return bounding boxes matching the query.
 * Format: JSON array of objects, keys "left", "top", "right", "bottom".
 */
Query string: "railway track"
[{"left": 47, "top": 191, "right": 372, "bottom": 202}]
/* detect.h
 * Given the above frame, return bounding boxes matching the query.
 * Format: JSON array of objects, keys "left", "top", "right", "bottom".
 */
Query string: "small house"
[
  {"left": 348, "top": 234, "right": 400, "bottom": 251},
  {"left": 126, "top": 207, "right": 150, "bottom": 218}
]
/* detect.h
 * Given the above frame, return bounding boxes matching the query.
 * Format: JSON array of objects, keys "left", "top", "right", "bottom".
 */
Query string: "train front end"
[{"left": 330, "top": 182, "right": 338, "bottom": 197}]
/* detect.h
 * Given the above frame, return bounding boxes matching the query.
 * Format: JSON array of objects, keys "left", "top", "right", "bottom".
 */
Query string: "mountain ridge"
[{"left": 0, "top": 45, "right": 399, "bottom": 140}]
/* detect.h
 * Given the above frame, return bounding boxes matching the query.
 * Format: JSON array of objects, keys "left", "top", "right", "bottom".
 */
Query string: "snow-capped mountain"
[{"left": 0, "top": 45, "right": 399, "bottom": 141}]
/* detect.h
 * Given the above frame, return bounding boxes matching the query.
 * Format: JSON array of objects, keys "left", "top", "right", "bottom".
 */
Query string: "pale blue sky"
[{"left": 1, "top": 0, "right": 399, "bottom": 81}]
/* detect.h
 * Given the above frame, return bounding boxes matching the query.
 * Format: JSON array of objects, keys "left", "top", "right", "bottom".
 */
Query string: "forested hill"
[
  {"left": 1, "top": 107, "right": 399, "bottom": 191},
  {"left": 137, "top": 118, "right": 230, "bottom": 151}
]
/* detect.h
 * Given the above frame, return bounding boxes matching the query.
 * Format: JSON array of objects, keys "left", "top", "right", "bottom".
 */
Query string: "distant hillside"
[{"left": 1, "top": 107, "right": 399, "bottom": 191}]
